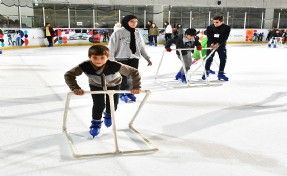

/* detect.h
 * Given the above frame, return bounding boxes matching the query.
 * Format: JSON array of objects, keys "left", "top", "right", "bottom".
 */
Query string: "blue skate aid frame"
[
  {"left": 62, "top": 90, "right": 158, "bottom": 158},
  {"left": 155, "top": 47, "right": 217, "bottom": 86}
]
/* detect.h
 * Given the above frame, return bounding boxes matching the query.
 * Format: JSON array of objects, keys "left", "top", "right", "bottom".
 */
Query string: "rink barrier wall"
[{"left": 0, "top": 28, "right": 269, "bottom": 50}]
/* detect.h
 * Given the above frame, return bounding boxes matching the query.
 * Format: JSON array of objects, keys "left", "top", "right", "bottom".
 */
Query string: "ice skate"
[
  {"left": 103, "top": 112, "right": 112, "bottom": 128},
  {"left": 181, "top": 75, "right": 187, "bottom": 83},
  {"left": 202, "top": 70, "right": 215, "bottom": 80},
  {"left": 218, "top": 72, "right": 229, "bottom": 81},
  {"left": 119, "top": 93, "right": 129, "bottom": 103},
  {"left": 126, "top": 93, "right": 136, "bottom": 102},
  {"left": 175, "top": 72, "right": 182, "bottom": 80},
  {"left": 89, "top": 120, "right": 102, "bottom": 138}
]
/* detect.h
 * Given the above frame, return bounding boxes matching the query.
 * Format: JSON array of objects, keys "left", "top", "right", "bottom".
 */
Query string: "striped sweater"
[{"left": 64, "top": 60, "right": 141, "bottom": 91}]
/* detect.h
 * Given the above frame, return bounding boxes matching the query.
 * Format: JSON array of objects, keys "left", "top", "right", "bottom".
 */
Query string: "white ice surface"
[{"left": 0, "top": 44, "right": 287, "bottom": 176}]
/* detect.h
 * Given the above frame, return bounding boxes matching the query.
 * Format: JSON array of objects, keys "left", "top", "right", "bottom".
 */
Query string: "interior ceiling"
[{"left": 1, "top": 0, "right": 287, "bottom": 8}]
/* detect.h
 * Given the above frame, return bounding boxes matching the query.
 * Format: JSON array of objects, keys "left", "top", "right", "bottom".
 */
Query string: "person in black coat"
[{"left": 203, "top": 16, "right": 231, "bottom": 81}]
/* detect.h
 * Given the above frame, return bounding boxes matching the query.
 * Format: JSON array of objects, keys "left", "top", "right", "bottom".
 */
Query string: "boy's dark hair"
[
  {"left": 213, "top": 16, "right": 224, "bottom": 22},
  {"left": 88, "top": 45, "right": 110, "bottom": 58},
  {"left": 185, "top": 28, "right": 197, "bottom": 36}
]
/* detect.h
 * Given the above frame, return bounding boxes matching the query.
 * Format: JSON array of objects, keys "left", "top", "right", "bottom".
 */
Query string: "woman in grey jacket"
[{"left": 108, "top": 15, "right": 152, "bottom": 103}]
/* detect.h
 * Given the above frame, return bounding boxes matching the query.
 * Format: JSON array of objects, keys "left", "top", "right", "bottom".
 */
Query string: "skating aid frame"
[{"left": 62, "top": 90, "right": 158, "bottom": 158}]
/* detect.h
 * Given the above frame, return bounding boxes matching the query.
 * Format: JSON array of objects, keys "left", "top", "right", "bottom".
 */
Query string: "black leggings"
[
  {"left": 46, "top": 36, "right": 53, "bottom": 46},
  {"left": 90, "top": 84, "right": 120, "bottom": 120},
  {"left": 117, "top": 59, "right": 139, "bottom": 90},
  {"left": 165, "top": 33, "right": 172, "bottom": 41}
]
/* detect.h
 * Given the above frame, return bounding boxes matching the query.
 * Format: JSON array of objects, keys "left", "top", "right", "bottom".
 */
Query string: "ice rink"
[{"left": 1, "top": 44, "right": 287, "bottom": 176}]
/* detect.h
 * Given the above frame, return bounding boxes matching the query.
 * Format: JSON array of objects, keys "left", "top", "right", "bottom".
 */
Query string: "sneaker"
[
  {"left": 119, "top": 93, "right": 129, "bottom": 103},
  {"left": 181, "top": 75, "right": 187, "bottom": 83},
  {"left": 126, "top": 93, "right": 136, "bottom": 102},
  {"left": 89, "top": 120, "right": 102, "bottom": 138},
  {"left": 103, "top": 112, "right": 112, "bottom": 128},
  {"left": 175, "top": 72, "right": 182, "bottom": 80},
  {"left": 218, "top": 72, "right": 229, "bottom": 81}
]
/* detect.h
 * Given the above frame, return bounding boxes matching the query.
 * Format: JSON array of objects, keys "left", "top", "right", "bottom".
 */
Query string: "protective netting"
[
  {"left": 0, "top": 0, "right": 164, "bottom": 14},
  {"left": 1, "top": 0, "right": 33, "bottom": 8}
]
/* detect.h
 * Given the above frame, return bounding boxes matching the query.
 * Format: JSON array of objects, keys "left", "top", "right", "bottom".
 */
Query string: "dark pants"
[
  {"left": 165, "top": 33, "right": 172, "bottom": 41},
  {"left": 150, "top": 35, "right": 158, "bottom": 44},
  {"left": 90, "top": 84, "right": 120, "bottom": 120},
  {"left": 205, "top": 44, "right": 227, "bottom": 73},
  {"left": 117, "top": 59, "right": 139, "bottom": 90},
  {"left": 148, "top": 35, "right": 152, "bottom": 43},
  {"left": 46, "top": 36, "right": 53, "bottom": 47}
]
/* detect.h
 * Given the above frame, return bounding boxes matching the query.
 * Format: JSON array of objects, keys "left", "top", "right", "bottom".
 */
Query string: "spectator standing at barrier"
[
  {"left": 282, "top": 30, "right": 287, "bottom": 44},
  {"left": 108, "top": 15, "right": 152, "bottom": 103},
  {"left": 102, "top": 30, "right": 109, "bottom": 42},
  {"left": 165, "top": 28, "right": 202, "bottom": 83},
  {"left": 271, "top": 27, "right": 281, "bottom": 37},
  {"left": 64, "top": 45, "right": 141, "bottom": 138},
  {"left": 44, "top": 23, "right": 55, "bottom": 47},
  {"left": 164, "top": 21, "right": 173, "bottom": 42},
  {"left": 203, "top": 16, "right": 231, "bottom": 81},
  {"left": 176, "top": 24, "right": 184, "bottom": 36},
  {"left": 148, "top": 23, "right": 159, "bottom": 46},
  {"left": 146, "top": 20, "right": 153, "bottom": 45},
  {"left": 266, "top": 30, "right": 271, "bottom": 41},
  {"left": 268, "top": 27, "right": 281, "bottom": 48}
]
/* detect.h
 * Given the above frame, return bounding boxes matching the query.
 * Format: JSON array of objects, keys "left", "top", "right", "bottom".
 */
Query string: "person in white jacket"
[
  {"left": 108, "top": 15, "right": 152, "bottom": 103},
  {"left": 164, "top": 21, "right": 173, "bottom": 42}
]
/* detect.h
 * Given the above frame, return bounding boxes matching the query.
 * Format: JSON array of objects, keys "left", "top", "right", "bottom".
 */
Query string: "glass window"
[
  {"left": 70, "top": 5, "right": 93, "bottom": 28},
  {"left": 228, "top": 8, "right": 245, "bottom": 28},
  {"left": 33, "top": 6, "right": 44, "bottom": 27},
  {"left": 0, "top": 5, "right": 20, "bottom": 28},
  {"left": 95, "top": 6, "right": 118, "bottom": 28},
  {"left": 273, "top": 9, "right": 287, "bottom": 28},
  {"left": 43, "top": 4, "right": 68, "bottom": 28},
  {"left": 246, "top": 8, "right": 265, "bottom": 28}
]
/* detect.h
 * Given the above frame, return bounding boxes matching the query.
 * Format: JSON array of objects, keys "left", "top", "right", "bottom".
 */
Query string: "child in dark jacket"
[
  {"left": 64, "top": 45, "right": 141, "bottom": 138},
  {"left": 165, "top": 28, "right": 202, "bottom": 83}
]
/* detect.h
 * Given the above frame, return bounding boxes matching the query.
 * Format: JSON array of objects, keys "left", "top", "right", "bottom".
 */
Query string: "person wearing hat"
[
  {"left": 165, "top": 28, "right": 202, "bottom": 83},
  {"left": 108, "top": 15, "right": 152, "bottom": 103}
]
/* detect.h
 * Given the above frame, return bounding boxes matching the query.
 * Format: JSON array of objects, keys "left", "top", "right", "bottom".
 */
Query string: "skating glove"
[
  {"left": 165, "top": 48, "right": 172, "bottom": 52},
  {"left": 196, "top": 45, "right": 202, "bottom": 50}
]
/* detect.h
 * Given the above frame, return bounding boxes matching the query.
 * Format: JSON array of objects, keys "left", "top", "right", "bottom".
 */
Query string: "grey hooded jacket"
[{"left": 108, "top": 28, "right": 150, "bottom": 61}]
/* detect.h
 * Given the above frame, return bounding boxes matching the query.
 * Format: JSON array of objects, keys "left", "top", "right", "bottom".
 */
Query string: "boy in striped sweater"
[{"left": 64, "top": 45, "right": 141, "bottom": 138}]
